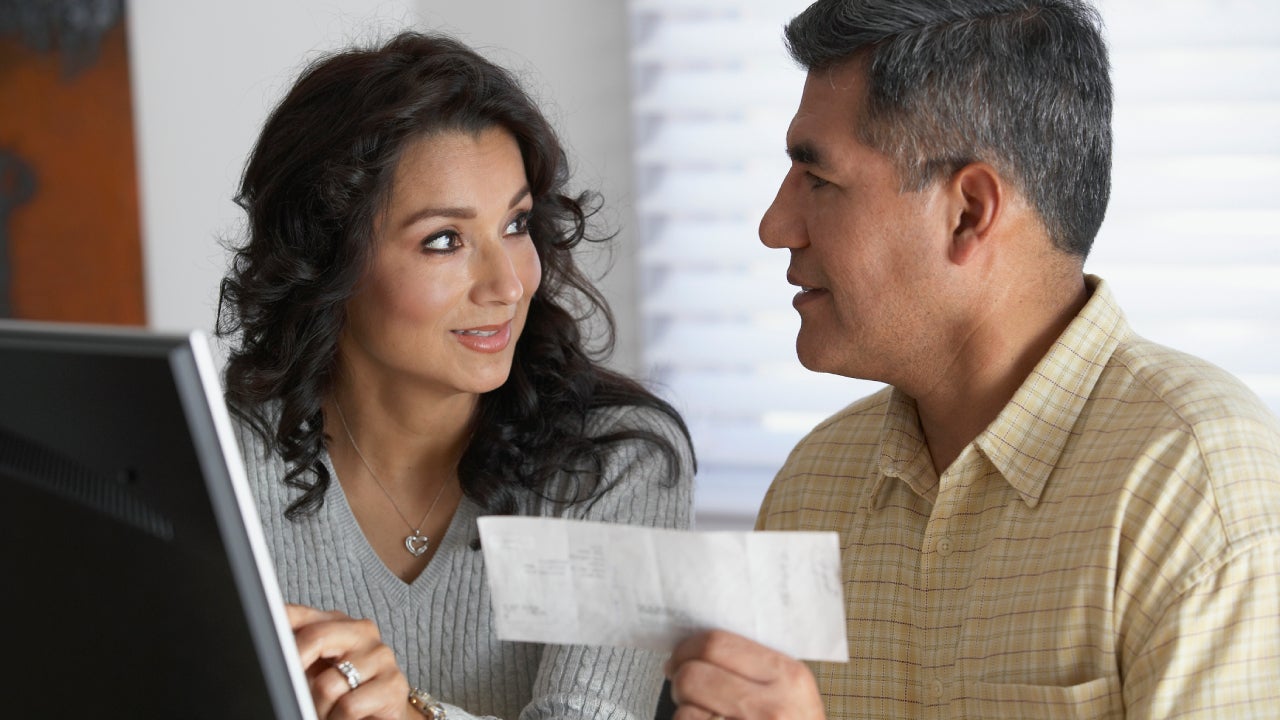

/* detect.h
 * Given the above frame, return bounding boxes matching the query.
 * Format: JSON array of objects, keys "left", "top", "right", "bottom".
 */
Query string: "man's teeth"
[{"left": 456, "top": 329, "right": 498, "bottom": 337}]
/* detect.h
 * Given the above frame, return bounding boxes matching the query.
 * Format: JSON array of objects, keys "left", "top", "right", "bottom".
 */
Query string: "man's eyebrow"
[{"left": 787, "top": 141, "right": 823, "bottom": 168}]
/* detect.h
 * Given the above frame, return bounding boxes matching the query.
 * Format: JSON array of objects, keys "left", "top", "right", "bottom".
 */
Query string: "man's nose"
[{"left": 759, "top": 173, "right": 806, "bottom": 250}]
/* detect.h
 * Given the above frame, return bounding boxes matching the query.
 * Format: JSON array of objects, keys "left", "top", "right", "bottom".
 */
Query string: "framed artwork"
[{"left": 1, "top": 0, "right": 145, "bottom": 325}]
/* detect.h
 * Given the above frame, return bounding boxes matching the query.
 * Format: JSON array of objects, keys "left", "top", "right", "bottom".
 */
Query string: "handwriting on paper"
[{"left": 477, "top": 517, "right": 848, "bottom": 662}]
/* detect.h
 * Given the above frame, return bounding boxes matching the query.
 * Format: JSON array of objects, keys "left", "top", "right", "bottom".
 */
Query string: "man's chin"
[
  {"left": 794, "top": 337, "right": 835, "bottom": 375},
  {"left": 795, "top": 334, "right": 872, "bottom": 381}
]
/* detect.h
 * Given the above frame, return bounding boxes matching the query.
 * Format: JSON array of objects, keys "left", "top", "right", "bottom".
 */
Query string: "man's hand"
[{"left": 665, "top": 630, "right": 826, "bottom": 720}]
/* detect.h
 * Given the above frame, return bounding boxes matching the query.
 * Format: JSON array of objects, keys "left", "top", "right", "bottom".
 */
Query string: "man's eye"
[
  {"left": 505, "top": 211, "right": 532, "bottom": 236},
  {"left": 806, "top": 173, "right": 830, "bottom": 189},
  {"left": 422, "top": 230, "right": 461, "bottom": 252}
]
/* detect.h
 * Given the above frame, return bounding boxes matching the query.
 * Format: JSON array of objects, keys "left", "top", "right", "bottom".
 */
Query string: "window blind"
[{"left": 627, "top": 0, "right": 1280, "bottom": 529}]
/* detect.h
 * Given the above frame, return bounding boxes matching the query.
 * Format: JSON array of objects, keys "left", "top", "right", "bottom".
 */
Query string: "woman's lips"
[{"left": 451, "top": 321, "right": 512, "bottom": 353}]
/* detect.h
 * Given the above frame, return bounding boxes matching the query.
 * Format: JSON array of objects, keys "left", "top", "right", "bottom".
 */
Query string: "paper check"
[{"left": 477, "top": 516, "right": 848, "bottom": 662}]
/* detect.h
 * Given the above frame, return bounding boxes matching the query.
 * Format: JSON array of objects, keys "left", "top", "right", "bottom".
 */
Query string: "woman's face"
[{"left": 338, "top": 127, "right": 542, "bottom": 402}]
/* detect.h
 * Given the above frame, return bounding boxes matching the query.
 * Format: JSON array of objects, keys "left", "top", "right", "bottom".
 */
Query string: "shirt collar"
[
  {"left": 871, "top": 388, "right": 937, "bottom": 509},
  {"left": 870, "top": 275, "right": 1130, "bottom": 509}
]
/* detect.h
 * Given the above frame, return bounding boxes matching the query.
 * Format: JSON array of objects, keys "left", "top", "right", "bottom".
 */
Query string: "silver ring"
[{"left": 335, "top": 660, "right": 362, "bottom": 690}]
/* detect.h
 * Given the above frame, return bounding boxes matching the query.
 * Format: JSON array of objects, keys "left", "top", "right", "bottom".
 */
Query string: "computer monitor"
[{"left": 0, "top": 320, "right": 316, "bottom": 719}]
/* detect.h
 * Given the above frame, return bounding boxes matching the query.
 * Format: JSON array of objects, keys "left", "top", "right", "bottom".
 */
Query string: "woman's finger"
[
  {"left": 309, "top": 660, "right": 357, "bottom": 718},
  {"left": 326, "top": 671, "right": 413, "bottom": 720},
  {"left": 292, "top": 614, "right": 383, "bottom": 668},
  {"left": 286, "top": 602, "right": 346, "bottom": 629},
  {"left": 283, "top": 606, "right": 411, "bottom": 719},
  {"left": 303, "top": 631, "right": 409, "bottom": 719}
]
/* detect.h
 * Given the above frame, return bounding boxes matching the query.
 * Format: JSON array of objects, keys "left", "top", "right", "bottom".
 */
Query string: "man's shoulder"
[
  {"left": 757, "top": 387, "right": 893, "bottom": 529},
  {"left": 1091, "top": 335, "right": 1280, "bottom": 544},
  {"left": 798, "top": 385, "right": 895, "bottom": 446},
  {"left": 1103, "top": 334, "right": 1280, "bottom": 437}
]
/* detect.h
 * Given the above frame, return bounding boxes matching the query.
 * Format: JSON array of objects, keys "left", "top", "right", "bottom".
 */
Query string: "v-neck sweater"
[{"left": 235, "top": 404, "right": 693, "bottom": 720}]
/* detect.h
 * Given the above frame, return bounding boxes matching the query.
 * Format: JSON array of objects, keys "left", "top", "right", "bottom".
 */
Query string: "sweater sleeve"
[{"left": 445, "top": 405, "right": 694, "bottom": 720}]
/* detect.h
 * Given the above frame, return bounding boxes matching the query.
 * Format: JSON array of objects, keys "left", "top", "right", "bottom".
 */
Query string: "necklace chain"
[{"left": 333, "top": 400, "right": 448, "bottom": 557}]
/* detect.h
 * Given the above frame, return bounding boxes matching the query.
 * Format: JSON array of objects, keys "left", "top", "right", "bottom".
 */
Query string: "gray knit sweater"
[{"left": 236, "top": 405, "right": 693, "bottom": 720}]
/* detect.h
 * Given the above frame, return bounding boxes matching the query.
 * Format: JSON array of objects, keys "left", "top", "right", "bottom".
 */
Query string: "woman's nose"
[{"left": 474, "top": 241, "right": 525, "bottom": 305}]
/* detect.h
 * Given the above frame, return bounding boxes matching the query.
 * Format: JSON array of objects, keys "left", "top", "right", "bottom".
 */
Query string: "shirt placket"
[{"left": 920, "top": 452, "right": 983, "bottom": 718}]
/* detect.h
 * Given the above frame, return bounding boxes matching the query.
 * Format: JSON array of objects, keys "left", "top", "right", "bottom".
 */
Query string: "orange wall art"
[{"left": 1, "top": 1, "right": 145, "bottom": 325}]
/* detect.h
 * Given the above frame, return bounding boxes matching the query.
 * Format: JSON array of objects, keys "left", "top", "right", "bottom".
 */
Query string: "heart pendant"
[{"left": 405, "top": 534, "right": 430, "bottom": 557}]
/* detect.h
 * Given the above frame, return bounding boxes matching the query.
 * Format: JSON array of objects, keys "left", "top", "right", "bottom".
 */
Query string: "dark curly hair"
[{"left": 217, "top": 31, "right": 692, "bottom": 520}]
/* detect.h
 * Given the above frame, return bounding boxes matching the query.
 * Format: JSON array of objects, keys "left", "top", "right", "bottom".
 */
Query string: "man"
[{"left": 665, "top": 1, "right": 1280, "bottom": 718}]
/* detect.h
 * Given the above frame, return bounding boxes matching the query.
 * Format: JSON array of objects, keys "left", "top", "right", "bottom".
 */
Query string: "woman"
[{"left": 217, "top": 32, "right": 694, "bottom": 720}]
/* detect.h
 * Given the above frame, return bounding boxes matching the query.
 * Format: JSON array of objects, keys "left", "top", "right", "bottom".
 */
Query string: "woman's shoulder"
[
  {"left": 226, "top": 402, "right": 292, "bottom": 487},
  {"left": 560, "top": 403, "right": 694, "bottom": 527},
  {"left": 503, "top": 401, "right": 694, "bottom": 519},
  {"left": 586, "top": 403, "right": 694, "bottom": 473},
  {"left": 585, "top": 402, "right": 689, "bottom": 441}
]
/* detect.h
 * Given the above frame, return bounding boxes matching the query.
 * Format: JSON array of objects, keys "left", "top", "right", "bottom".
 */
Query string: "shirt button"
[
  {"left": 936, "top": 537, "right": 953, "bottom": 556},
  {"left": 932, "top": 678, "right": 944, "bottom": 700}
]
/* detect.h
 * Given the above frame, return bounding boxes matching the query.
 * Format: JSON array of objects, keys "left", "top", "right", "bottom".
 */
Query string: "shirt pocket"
[{"left": 952, "top": 675, "right": 1122, "bottom": 720}]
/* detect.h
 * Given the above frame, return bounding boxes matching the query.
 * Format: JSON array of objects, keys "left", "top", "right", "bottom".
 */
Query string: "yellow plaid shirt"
[{"left": 757, "top": 277, "right": 1280, "bottom": 719}]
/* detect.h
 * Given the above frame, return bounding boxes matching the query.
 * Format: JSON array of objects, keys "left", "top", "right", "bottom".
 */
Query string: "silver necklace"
[{"left": 333, "top": 400, "right": 448, "bottom": 558}]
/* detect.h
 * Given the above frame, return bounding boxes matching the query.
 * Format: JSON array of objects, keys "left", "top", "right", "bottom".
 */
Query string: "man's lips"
[
  {"left": 786, "top": 273, "right": 828, "bottom": 309},
  {"left": 786, "top": 272, "right": 825, "bottom": 294}
]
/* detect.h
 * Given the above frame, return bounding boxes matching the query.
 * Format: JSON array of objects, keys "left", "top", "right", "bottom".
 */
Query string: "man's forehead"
[
  {"left": 784, "top": 66, "right": 867, "bottom": 168},
  {"left": 811, "top": 58, "right": 867, "bottom": 92}
]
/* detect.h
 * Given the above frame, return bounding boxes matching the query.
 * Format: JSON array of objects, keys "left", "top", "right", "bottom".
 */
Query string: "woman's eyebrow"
[{"left": 398, "top": 185, "right": 532, "bottom": 230}]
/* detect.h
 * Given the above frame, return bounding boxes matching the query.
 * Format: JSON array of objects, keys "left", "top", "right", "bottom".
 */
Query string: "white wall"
[
  {"left": 128, "top": 0, "right": 639, "bottom": 374},
  {"left": 415, "top": 1, "right": 640, "bottom": 375}
]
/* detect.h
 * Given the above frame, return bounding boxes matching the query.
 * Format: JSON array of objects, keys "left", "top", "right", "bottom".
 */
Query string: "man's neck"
[{"left": 911, "top": 273, "right": 1090, "bottom": 476}]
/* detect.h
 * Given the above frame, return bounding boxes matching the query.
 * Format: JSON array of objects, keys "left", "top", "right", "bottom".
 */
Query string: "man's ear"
[{"left": 946, "top": 162, "right": 1003, "bottom": 266}]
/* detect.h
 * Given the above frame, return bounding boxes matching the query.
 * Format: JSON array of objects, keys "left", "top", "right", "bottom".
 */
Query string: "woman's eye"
[
  {"left": 505, "top": 211, "right": 532, "bottom": 236},
  {"left": 422, "top": 230, "right": 461, "bottom": 253}
]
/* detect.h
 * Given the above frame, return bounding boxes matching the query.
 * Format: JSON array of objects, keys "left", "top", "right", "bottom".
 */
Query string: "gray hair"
[{"left": 785, "top": 0, "right": 1112, "bottom": 257}]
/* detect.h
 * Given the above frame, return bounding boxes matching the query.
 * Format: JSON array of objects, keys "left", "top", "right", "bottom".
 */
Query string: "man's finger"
[{"left": 668, "top": 630, "right": 792, "bottom": 683}]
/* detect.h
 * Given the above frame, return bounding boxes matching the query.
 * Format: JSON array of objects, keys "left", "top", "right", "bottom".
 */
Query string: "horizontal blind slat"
[{"left": 628, "top": 0, "right": 1280, "bottom": 529}]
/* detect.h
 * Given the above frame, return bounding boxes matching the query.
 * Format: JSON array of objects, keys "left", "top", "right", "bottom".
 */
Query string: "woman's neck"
[{"left": 325, "top": 379, "right": 476, "bottom": 488}]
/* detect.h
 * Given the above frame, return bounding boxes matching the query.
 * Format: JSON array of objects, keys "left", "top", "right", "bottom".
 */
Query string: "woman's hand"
[{"left": 287, "top": 603, "right": 415, "bottom": 720}]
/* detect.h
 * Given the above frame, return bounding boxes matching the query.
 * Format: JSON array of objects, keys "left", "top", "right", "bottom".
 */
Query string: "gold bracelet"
[{"left": 408, "top": 687, "right": 447, "bottom": 720}]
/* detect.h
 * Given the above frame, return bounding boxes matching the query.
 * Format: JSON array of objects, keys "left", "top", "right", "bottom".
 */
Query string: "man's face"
[{"left": 759, "top": 60, "right": 956, "bottom": 384}]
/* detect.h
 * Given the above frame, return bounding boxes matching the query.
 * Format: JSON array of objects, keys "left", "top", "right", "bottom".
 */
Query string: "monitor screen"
[{"left": 0, "top": 320, "right": 315, "bottom": 719}]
